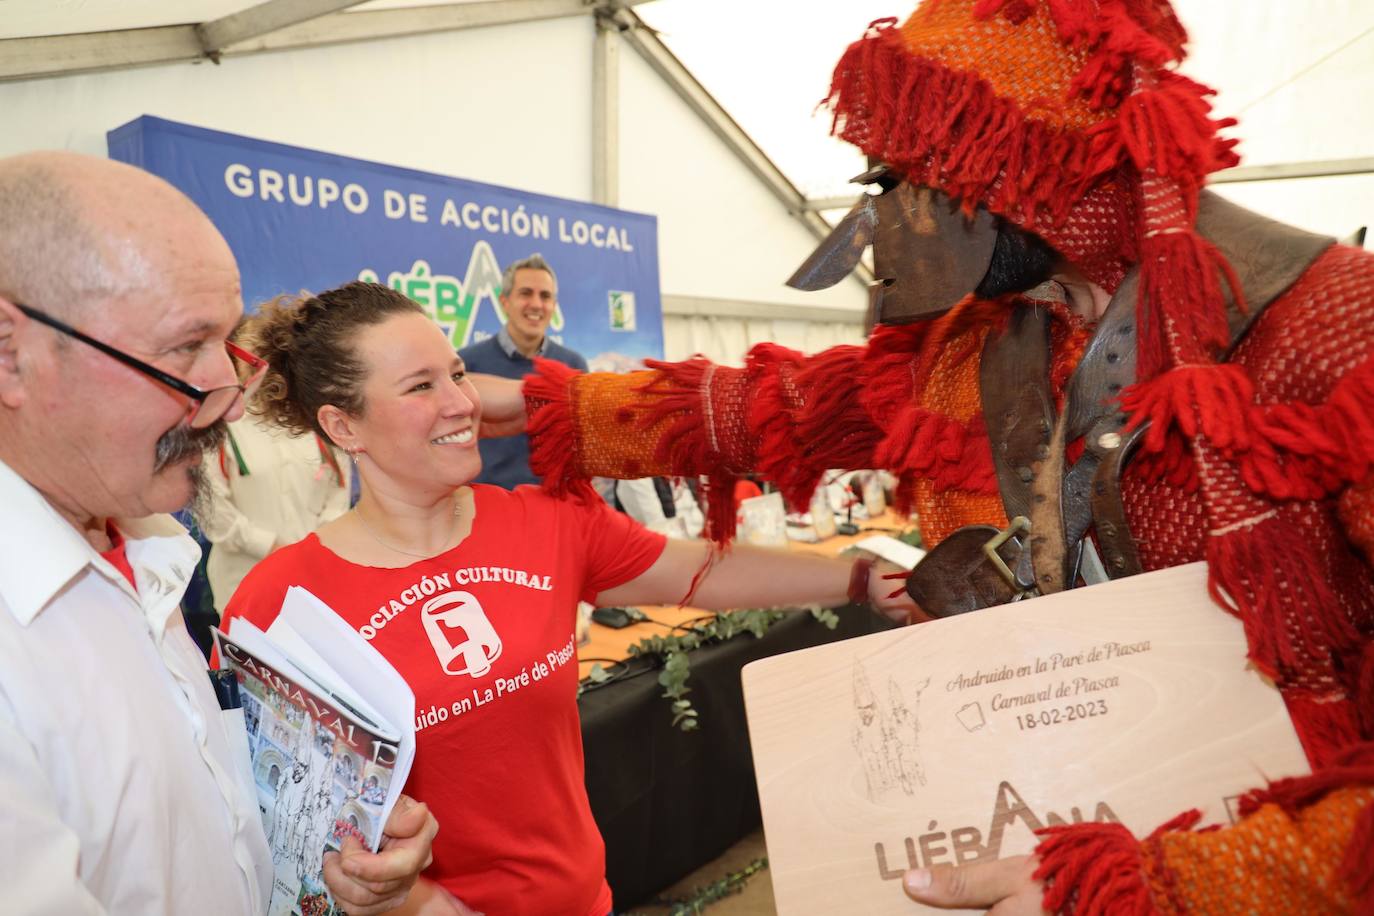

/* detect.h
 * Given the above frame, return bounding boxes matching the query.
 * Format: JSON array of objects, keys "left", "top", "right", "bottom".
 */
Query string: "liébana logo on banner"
[
  {"left": 356, "top": 246, "right": 560, "bottom": 351},
  {"left": 224, "top": 165, "right": 640, "bottom": 349}
]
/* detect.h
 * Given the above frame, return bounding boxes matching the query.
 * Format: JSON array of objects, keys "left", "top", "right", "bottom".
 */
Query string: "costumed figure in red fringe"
[{"left": 499, "top": 0, "right": 1374, "bottom": 911}]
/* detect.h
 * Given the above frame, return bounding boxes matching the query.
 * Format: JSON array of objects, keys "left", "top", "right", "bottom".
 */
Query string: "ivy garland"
[
  {"left": 595, "top": 607, "right": 841, "bottom": 732},
  {"left": 645, "top": 856, "right": 770, "bottom": 915}
]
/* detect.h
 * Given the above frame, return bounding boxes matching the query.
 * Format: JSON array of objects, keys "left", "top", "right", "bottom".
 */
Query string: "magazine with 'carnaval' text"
[{"left": 214, "top": 586, "right": 416, "bottom": 916}]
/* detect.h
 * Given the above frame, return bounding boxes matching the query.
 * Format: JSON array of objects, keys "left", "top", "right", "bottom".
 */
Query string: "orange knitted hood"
[{"left": 826, "top": 0, "right": 1241, "bottom": 380}]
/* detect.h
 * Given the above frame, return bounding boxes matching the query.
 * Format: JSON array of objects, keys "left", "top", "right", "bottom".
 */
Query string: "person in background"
[
  {"left": 195, "top": 316, "right": 352, "bottom": 614},
  {"left": 0, "top": 151, "right": 436, "bottom": 915},
  {"left": 605, "top": 476, "right": 705, "bottom": 540},
  {"left": 223, "top": 280, "right": 916, "bottom": 916},
  {"left": 457, "top": 253, "right": 588, "bottom": 488}
]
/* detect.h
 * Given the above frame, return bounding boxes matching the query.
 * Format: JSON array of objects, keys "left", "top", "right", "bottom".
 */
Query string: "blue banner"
[{"left": 108, "top": 116, "right": 663, "bottom": 364}]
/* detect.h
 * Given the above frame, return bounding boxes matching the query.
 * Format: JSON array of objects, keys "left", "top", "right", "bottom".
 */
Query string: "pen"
[{"left": 208, "top": 668, "right": 242, "bottom": 711}]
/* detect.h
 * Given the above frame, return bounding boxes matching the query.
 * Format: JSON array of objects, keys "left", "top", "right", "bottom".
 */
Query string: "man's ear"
[
  {"left": 0, "top": 297, "right": 29, "bottom": 408},
  {"left": 317, "top": 404, "right": 358, "bottom": 454}
]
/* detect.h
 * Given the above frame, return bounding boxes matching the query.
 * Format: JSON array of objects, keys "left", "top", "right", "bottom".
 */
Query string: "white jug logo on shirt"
[
  {"left": 348, "top": 565, "right": 580, "bottom": 734},
  {"left": 421, "top": 591, "right": 502, "bottom": 677}
]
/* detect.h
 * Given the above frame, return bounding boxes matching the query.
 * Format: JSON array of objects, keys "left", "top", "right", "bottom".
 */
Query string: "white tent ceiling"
[
  {"left": 2, "top": 0, "right": 1370, "bottom": 239},
  {"left": 640, "top": 0, "right": 1374, "bottom": 202}
]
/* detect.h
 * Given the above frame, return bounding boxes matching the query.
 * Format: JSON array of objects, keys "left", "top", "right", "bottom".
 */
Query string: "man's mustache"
[{"left": 153, "top": 419, "right": 229, "bottom": 472}]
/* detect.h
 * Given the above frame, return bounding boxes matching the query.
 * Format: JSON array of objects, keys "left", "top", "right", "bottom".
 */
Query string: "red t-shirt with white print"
[{"left": 223, "top": 485, "right": 667, "bottom": 916}]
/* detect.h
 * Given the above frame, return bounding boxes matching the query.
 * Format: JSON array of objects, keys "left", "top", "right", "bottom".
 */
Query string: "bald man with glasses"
[{"left": 0, "top": 152, "right": 438, "bottom": 916}]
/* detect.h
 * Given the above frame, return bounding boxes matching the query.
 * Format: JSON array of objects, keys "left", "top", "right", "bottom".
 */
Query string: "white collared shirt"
[
  {"left": 496, "top": 323, "right": 548, "bottom": 358},
  {"left": 0, "top": 457, "right": 273, "bottom": 915}
]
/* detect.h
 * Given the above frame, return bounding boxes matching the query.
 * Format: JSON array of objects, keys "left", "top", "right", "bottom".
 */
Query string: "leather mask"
[{"left": 788, "top": 175, "right": 998, "bottom": 325}]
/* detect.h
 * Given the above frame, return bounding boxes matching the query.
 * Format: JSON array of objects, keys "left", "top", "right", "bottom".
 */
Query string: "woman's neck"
[{"left": 323, "top": 486, "right": 475, "bottom": 567}]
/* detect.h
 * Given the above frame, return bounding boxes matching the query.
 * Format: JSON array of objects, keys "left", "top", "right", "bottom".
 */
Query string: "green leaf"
[
  {"left": 619, "top": 608, "right": 794, "bottom": 731},
  {"left": 808, "top": 606, "right": 841, "bottom": 630},
  {"left": 652, "top": 856, "right": 769, "bottom": 912}
]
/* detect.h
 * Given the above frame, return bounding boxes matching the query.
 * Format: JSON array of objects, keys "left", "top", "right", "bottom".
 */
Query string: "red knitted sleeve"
[
  {"left": 1033, "top": 743, "right": 1374, "bottom": 915},
  {"left": 522, "top": 343, "right": 888, "bottom": 544}
]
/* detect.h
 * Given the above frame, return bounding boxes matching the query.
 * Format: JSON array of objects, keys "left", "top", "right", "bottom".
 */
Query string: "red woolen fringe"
[
  {"left": 1238, "top": 742, "right": 1374, "bottom": 816},
  {"left": 1283, "top": 695, "right": 1366, "bottom": 772},
  {"left": 973, "top": 0, "right": 1188, "bottom": 73},
  {"left": 1121, "top": 364, "right": 1255, "bottom": 455},
  {"left": 747, "top": 344, "right": 811, "bottom": 509},
  {"left": 700, "top": 471, "right": 740, "bottom": 546},
  {"left": 1124, "top": 358, "right": 1374, "bottom": 502},
  {"left": 864, "top": 298, "right": 1008, "bottom": 495},
  {"left": 525, "top": 358, "right": 597, "bottom": 503},
  {"left": 875, "top": 406, "right": 999, "bottom": 496},
  {"left": 635, "top": 358, "right": 743, "bottom": 545},
  {"left": 1204, "top": 514, "right": 1361, "bottom": 686},
  {"left": 635, "top": 358, "right": 717, "bottom": 474},
  {"left": 1134, "top": 231, "right": 1242, "bottom": 380},
  {"left": 976, "top": 0, "right": 1191, "bottom": 111},
  {"left": 1034, "top": 809, "right": 1200, "bottom": 915},
  {"left": 1100, "top": 71, "right": 1238, "bottom": 185},
  {"left": 856, "top": 325, "right": 936, "bottom": 512},
  {"left": 1070, "top": 5, "right": 1189, "bottom": 110},
  {"left": 893, "top": 472, "right": 921, "bottom": 519},
  {"left": 1126, "top": 434, "right": 1199, "bottom": 491},
  {"left": 828, "top": 27, "right": 1096, "bottom": 235},
  {"left": 637, "top": 357, "right": 713, "bottom": 468},
  {"left": 1237, "top": 740, "right": 1374, "bottom": 912},
  {"left": 860, "top": 322, "right": 932, "bottom": 419},
  {"left": 1241, "top": 357, "right": 1374, "bottom": 501},
  {"left": 792, "top": 344, "right": 885, "bottom": 494}
]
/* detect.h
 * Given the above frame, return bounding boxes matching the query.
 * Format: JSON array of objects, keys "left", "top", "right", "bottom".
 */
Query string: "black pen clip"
[{"left": 208, "top": 668, "right": 242, "bottom": 711}]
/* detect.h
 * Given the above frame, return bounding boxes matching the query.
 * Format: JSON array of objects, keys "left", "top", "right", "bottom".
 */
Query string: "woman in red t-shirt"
[{"left": 223, "top": 281, "right": 915, "bottom": 916}]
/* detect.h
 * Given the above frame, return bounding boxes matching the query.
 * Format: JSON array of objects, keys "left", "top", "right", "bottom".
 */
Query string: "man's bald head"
[
  {"left": 0, "top": 151, "right": 233, "bottom": 321},
  {"left": 0, "top": 151, "right": 245, "bottom": 531}
]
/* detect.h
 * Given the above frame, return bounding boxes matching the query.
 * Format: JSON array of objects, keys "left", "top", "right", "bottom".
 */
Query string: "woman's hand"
[
  {"left": 322, "top": 795, "right": 438, "bottom": 915},
  {"left": 868, "top": 559, "right": 931, "bottom": 625}
]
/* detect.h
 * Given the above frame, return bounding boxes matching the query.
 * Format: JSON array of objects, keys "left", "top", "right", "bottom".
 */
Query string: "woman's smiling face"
[{"left": 347, "top": 311, "right": 482, "bottom": 491}]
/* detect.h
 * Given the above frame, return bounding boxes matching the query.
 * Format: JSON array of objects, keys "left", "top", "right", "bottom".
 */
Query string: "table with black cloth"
[{"left": 577, "top": 604, "right": 898, "bottom": 910}]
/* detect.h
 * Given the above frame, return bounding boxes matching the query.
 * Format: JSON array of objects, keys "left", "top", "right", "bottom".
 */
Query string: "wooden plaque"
[{"left": 742, "top": 562, "right": 1310, "bottom": 915}]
